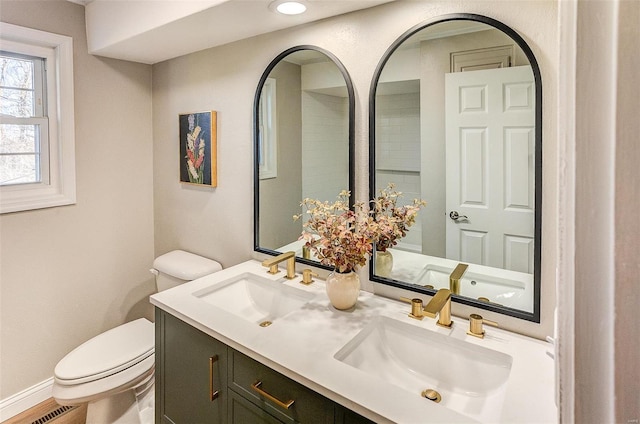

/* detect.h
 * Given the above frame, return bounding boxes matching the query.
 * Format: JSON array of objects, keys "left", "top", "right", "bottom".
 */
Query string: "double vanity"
[{"left": 151, "top": 260, "right": 555, "bottom": 423}]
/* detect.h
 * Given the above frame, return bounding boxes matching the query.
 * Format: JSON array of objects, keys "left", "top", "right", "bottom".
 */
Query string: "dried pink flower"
[
  {"left": 370, "top": 183, "right": 426, "bottom": 252},
  {"left": 294, "top": 185, "right": 426, "bottom": 272}
]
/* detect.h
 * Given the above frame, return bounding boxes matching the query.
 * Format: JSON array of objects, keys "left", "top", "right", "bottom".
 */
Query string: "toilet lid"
[{"left": 55, "top": 318, "right": 154, "bottom": 385}]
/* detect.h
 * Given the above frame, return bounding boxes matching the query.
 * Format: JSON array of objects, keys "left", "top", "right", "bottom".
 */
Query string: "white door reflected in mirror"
[{"left": 445, "top": 66, "right": 535, "bottom": 273}]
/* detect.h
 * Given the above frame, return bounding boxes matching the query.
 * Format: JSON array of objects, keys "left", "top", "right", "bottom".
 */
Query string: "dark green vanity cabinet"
[{"left": 156, "top": 310, "right": 374, "bottom": 424}]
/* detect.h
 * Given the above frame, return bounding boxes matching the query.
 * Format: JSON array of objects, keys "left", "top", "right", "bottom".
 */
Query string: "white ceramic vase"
[
  {"left": 325, "top": 270, "right": 360, "bottom": 310},
  {"left": 375, "top": 250, "right": 393, "bottom": 277}
]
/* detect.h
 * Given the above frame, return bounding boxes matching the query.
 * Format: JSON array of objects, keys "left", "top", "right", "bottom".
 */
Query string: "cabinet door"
[{"left": 156, "top": 310, "right": 227, "bottom": 424}]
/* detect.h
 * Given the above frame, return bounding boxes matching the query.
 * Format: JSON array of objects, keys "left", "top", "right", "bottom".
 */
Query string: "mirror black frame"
[
  {"left": 254, "top": 45, "right": 356, "bottom": 270},
  {"left": 368, "top": 14, "right": 542, "bottom": 322}
]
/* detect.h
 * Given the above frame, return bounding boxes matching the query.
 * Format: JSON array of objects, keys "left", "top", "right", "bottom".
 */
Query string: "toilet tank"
[{"left": 151, "top": 250, "right": 222, "bottom": 292}]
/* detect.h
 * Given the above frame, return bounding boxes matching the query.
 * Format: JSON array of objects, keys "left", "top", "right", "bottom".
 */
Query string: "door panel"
[{"left": 446, "top": 66, "right": 534, "bottom": 272}]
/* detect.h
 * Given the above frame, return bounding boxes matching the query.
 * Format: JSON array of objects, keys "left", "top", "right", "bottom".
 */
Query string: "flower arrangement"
[
  {"left": 370, "top": 183, "right": 427, "bottom": 252},
  {"left": 294, "top": 190, "right": 375, "bottom": 273},
  {"left": 293, "top": 185, "right": 426, "bottom": 273}
]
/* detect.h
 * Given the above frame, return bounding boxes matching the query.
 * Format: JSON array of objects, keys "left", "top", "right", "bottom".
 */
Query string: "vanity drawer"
[
  {"left": 229, "top": 350, "right": 335, "bottom": 423},
  {"left": 228, "top": 390, "right": 283, "bottom": 424}
]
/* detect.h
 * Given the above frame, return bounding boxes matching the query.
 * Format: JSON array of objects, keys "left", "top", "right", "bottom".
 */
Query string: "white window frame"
[
  {"left": 258, "top": 78, "right": 277, "bottom": 180},
  {"left": 0, "top": 23, "right": 75, "bottom": 214}
]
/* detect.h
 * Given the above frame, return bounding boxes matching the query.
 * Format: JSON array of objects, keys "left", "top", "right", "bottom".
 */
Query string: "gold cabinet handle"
[
  {"left": 251, "top": 381, "right": 295, "bottom": 410},
  {"left": 209, "top": 355, "right": 219, "bottom": 401}
]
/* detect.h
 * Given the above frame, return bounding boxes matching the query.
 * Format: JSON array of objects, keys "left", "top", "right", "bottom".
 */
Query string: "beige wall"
[
  {"left": 613, "top": 3, "right": 640, "bottom": 420},
  {"left": 0, "top": 1, "right": 154, "bottom": 398},
  {"left": 556, "top": 0, "right": 640, "bottom": 422},
  {"left": 153, "top": 0, "right": 558, "bottom": 339}
]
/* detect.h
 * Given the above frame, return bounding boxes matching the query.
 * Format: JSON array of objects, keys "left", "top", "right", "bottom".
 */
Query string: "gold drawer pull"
[
  {"left": 209, "top": 355, "right": 219, "bottom": 401},
  {"left": 251, "top": 381, "right": 295, "bottom": 410}
]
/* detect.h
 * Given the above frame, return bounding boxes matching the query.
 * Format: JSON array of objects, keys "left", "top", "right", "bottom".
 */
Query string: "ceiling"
[{"left": 73, "top": 0, "right": 393, "bottom": 64}]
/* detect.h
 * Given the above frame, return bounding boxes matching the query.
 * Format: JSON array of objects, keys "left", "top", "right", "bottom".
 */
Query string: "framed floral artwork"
[{"left": 179, "top": 111, "right": 217, "bottom": 187}]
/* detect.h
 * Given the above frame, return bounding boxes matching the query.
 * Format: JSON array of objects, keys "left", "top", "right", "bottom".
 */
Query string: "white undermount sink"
[
  {"left": 414, "top": 264, "right": 529, "bottom": 311},
  {"left": 192, "top": 272, "right": 315, "bottom": 326},
  {"left": 334, "top": 316, "right": 513, "bottom": 423}
]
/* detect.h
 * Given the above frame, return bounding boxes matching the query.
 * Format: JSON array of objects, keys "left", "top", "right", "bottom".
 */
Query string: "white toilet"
[{"left": 52, "top": 250, "right": 222, "bottom": 424}]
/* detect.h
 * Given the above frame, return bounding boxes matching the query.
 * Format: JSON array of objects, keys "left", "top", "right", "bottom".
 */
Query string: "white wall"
[
  {"left": 152, "top": 0, "right": 558, "bottom": 339},
  {"left": 376, "top": 92, "right": 421, "bottom": 173},
  {"left": 612, "top": 3, "right": 640, "bottom": 420},
  {"left": 302, "top": 91, "right": 349, "bottom": 203},
  {"left": 557, "top": 0, "right": 640, "bottom": 422},
  {"left": 375, "top": 91, "right": 422, "bottom": 250},
  {"left": 258, "top": 60, "right": 303, "bottom": 250},
  {"left": 0, "top": 0, "right": 154, "bottom": 399}
]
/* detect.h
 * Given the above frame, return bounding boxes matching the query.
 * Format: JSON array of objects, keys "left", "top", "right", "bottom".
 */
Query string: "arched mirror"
[
  {"left": 369, "top": 14, "right": 542, "bottom": 321},
  {"left": 255, "top": 46, "right": 355, "bottom": 268}
]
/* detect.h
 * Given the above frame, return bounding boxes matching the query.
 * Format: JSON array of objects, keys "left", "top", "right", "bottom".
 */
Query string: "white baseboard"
[{"left": 0, "top": 377, "right": 54, "bottom": 421}]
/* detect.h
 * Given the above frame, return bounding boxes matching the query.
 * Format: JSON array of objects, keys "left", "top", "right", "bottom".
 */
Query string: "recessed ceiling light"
[{"left": 271, "top": 1, "right": 307, "bottom": 15}]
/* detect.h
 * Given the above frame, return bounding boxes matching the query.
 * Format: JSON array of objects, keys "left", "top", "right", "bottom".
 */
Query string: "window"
[
  {"left": 1, "top": 52, "right": 48, "bottom": 185},
  {"left": 258, "top": 78, "right": 277, "bottom": 180},
  {"left": 0, "top": 23, "right": 75, "bottom": 214}
]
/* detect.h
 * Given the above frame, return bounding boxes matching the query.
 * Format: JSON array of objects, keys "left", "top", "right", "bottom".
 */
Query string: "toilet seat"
[
  {"left": 55, "top": 318, "right": 154, "bottom": 385},
  {"left": 53, "top": 318, "right": 155, "bottom": 405},
  {"left": 53, "top": 355, "right": 155, "bottom": 405}
]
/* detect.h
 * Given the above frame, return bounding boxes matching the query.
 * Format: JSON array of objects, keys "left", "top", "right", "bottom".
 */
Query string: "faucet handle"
[
  {"left": 467, "top": 313, "right": 498, "bottom": 338},
  {"left": 409, "top": 298, "right": 424, "bottom": 320},
  {"left": 399, "top": 297, "right": 425, "bottom": 320},
  {"left": 301, "top": 269, "right": 318, "bottom": 285}
]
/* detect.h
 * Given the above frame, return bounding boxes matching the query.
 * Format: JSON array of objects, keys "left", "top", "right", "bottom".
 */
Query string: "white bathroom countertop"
[{"left": 150, "top": 259, "right": 556, "bottom": 424}]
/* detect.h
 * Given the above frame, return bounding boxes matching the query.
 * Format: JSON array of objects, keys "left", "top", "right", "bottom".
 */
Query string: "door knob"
[{"left": 449, "top": 211, "right": 468, "bottom": 221}]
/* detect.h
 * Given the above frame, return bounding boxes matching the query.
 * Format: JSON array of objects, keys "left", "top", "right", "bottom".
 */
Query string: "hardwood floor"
[{"left": 2, "top": 398, "right": 86, "bottom": 424}]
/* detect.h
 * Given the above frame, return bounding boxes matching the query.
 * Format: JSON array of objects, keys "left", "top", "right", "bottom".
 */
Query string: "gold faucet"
[
  {"left": 449, "top": 263, "right": 468, "bottom": 295},
  {"left": 261, "top": 251, "right": 296, "bottom": 279},
  {"left": 423, "top": 288, "right": 454, "bottom": 328}
]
